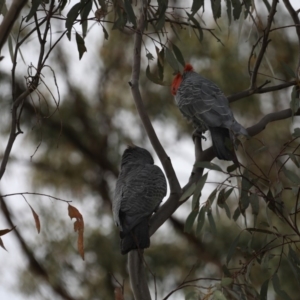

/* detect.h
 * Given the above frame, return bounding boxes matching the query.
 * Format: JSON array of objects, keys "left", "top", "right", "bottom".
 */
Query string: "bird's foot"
[{"left": 192, "top": 129, "right": 206, "bottom": 142}]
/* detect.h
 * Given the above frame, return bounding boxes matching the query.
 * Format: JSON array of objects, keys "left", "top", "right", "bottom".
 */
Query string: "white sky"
[{"left": 0, "top": 0, "right": 300, "bottom": 299}]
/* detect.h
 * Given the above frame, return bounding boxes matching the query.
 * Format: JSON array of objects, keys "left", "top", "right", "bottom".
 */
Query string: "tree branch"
[
  {"left": 228, "top": 80, "right": 297, "bottom": 103},
  {"left": 0, "top": 0, "right": 28, "bottom": 52},
  {"left": 128, "top": 250, "right": 152, "bottom": 300},
  {"left": 129, "top": 3, "right": 181, "bottom": 196},
  {"left": 250, "top": 0, "right": 278, "bottom": 89},
  {"left": 283, "top": 0, "right": 300, "bottom": 81}
]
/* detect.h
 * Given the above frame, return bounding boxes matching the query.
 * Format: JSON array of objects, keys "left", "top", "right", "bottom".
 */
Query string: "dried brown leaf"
[
  {"left": 114, "top": 287, "right": 124, "bottom": 300},
  {"left": 68, "top": 204, "right": 83, "bottom": 220},
  {"left": 28, "top": 204, "right": 41, "bottom": 233},
  {"left": 68, "top": 204, "right": 85, "bottom": 260},
  {"left": 0, "top": 226, "right": 16, "bottom": 236},
  {"left": 0, "top": 237, "right": 7, "bottom": 251}
]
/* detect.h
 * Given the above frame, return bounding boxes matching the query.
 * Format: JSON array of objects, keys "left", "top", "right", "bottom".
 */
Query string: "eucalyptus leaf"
[{"left": 226, "top": 232, "right": 241, "bottom": 264}]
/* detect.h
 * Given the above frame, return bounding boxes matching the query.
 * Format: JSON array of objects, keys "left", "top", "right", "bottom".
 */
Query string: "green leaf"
[
  {"left": 287, "top": 246, "right": 300, "bottom": 285},
  {"left": 192, "top": 173, "right": 208, "bottom": 209},
  {"left": 289, "top": 153, "right": 300, "bottom": 168},
  {"left": 227, "top": 164, "right": 237, "bottom": 172},
  {"left": 216, "top": 188, "right": 225, "bottom": 205},
  {"left": 265, "top": 199, "right": 273, "bottom": 227},
  {"left": 262, "top": 0, "right": 271, "bottom": 12},
  {"left": 59, "top": 0, "right": 68, "bottom": 12},
  {"left": 172, "top": 43, "right": 185, "bottom": 67},
  {"left": 260, "top": 279, "right": 269, "bottom": 300},
  {"left": 293, "top": 128, "right": 300, "bottom": 138},
  {"left": 221, "top": 277, "right": 233, "bottom": 287},
  {"left": 146, "top": 52, "right": 154, "bottom": 61},
  {"left": 249, "top": 194, "right": 259, "bottom": 215},
  {"left": 165, "top": 47, "right": 179, "bottom": 72},
  {"left": 222, "top": 264, "right": 232, "bottom": 277},
  {"left": 195, "top": 161, "right": 223, "bottom": 172},
  {"left": 75, "top": 32, "right": 87, "bottom": 60},
  {"left": 290, "top": 86, "right": 300, "bottom": 119},
  {"left": 0, "top": 0, "right": 5, "bottom": 15},
  {"left": 184, "top": 209, "right": 199, "bottom": 233},
  {"left": 179, "top": 183, "right": 196, "bottom": 202},
  {"left": 231, "top": 0, "right": 242, "bottom": 20},
  {"left": 124, "top": 0, "right": 137, "bottom": 27},
  {"left": 282, "top": 63, "right": 296, "bottom": 78},
  {"left": 112, "top": 9, "right": 127, "bottom": 30},
  {"left": 207, "top": 209, "right": 217, "bottom": 234},
  {"left": 191, "top": 0, "right": 204, "bottom": 15},
  {"left": 81, "top": 0, "right": 93, "bottom": 37},
  {"left": 241, "top": 170, "right": 252, "bottom": 197},
  {"left": 156, "top": 47, "right": 164, "bottom": 80},
  {"left": 155, "top": 0, "right": 168, "bottom": 30},
  {"left": 185, "top": 291, "right": 198, "bottom": 300},
  {"left": 102, "top": 26, "right": 109, "bottom": 40},
  {"left": 243, "top": 0, "right": 252, "bottom": 18},
  {"left": 26, "top": 0, "right": 42, "bottom": 22},
  {"left": 261, "top": 252, "right": 271, "bottom": 270},
  {"left": 0, "top": 0, "right": 7, "bottom": 16},
  {"left": 223, "top": 203, "right": 231, "bottom": 219},
  {"left": 207, "top": 188, "right": 218, "bottom": 208},
  {"left": 196, "top": 205, "right": 206, "bottom": 235},
  {"left": 225, "top": 0, "right": 231, "bottom": 24},
  {"left": 233, "top": 206, "right": 240, "bottom": 221},
  {"left": 186, "top": 12, "right": 203, "bottom": 41},
  {"left": 226, "top": 232, "right": 241, "bottom": 264},
  {"left": 8, "top": 34, "right": 13, "bottom": 63},
  {"left": 145, "top": 65, "right": 166, "bottom": 86},
  {"left": 213, "top": 290, "right": 227, "bottom": 300},
  {"left": 282, "top": 168, "right": 300, "bottom": 185},
  {"left": 170, "top": 22, "right": 181, "bottom": 41},
  {"left": 210, "top": 0, "right": 221, "bottom": 21},
  {"left": 66, "top": 3, "right": 81, "bottom": 40},
  {"left": 272, "top": 273, "right": 292, "bottom": 300}
]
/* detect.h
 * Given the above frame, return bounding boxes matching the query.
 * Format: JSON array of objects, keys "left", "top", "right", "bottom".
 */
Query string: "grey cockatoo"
[
  {"left": 113, "top": 145, "right": 167, "bottom": 254},
  {"left": 171, "top": 63, "right": 248, "bottom": 161}
]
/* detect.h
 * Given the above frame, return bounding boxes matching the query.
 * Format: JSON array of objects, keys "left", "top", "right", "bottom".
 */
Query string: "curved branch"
[
  {"left": 247, "top": 107, "right": 300, "bottom": 137},
  {"left": 128, "top": 1, "right": 181, "bottom": 299},
  {"left": 228, "top": 80, "right": 297, "bottom": 103},
  {"left": 129, "top": 6, "right": 181, "bottom": 196}
]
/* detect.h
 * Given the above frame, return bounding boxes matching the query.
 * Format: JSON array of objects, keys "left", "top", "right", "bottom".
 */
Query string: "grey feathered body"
[
  {"left": 175, "top": 71, "right": 248, "bottom": 160},
  {"left": 113, "top": 146, "right": 167, "bottom": 254}
]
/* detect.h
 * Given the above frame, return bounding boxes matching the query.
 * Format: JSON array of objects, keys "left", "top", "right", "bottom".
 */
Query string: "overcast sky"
[{"left": 1, "top": 0, "right": 300, "bottom": 299}]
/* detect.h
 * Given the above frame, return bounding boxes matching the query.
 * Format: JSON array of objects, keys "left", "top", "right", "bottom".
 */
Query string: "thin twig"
[
  {"left": 0, "top": 192, "right": 72, "bottom": 203},
  {"left": 250, "top": 0, "right": 278, "bottom": 89}
]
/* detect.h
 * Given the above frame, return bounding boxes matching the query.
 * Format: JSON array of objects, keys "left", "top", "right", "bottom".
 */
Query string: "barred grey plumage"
[
  {"left": 113, "top": 145, "right": 167, "bottom": 254},
  {"left": 172, "top": 63, "right": 248, "bottom": 161}
]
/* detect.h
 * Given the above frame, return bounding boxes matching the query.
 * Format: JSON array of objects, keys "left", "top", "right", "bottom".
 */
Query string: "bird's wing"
[
  {"left": 116, "top": 164, "right": 167, "bottom": 233},
  {"left": 177, "top": 73, "right": 234, "bottom": 128}
]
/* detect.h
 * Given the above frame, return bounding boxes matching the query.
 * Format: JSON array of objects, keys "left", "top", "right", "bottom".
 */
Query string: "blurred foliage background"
[{"left": 0, "top": 0, "right": 300, "bottom": 299}]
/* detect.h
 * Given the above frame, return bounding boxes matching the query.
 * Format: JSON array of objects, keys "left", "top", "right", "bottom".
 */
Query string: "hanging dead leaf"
[
  {"left": 68, "top": 204, "right": 84, "bottom": 260},
  {"left": 114, "top": 287, "right": 124, "bottom": 300},
  {"left": 0, "top": 226, "right": 16, "bottom": 236},
  {"left": 0, "top": 237, "right": 7, "bottom": 251},
  {"left": 27, "top": 203, "right": 41, "bottom": 233}
]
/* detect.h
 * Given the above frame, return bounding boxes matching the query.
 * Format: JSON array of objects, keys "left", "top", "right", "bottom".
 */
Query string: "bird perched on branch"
[
  {"left": 113, "top": 145, "right": 167, "bottom": 254},
  {"left": 171, "top": 63, "right": 248, "bottom": 162}
]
